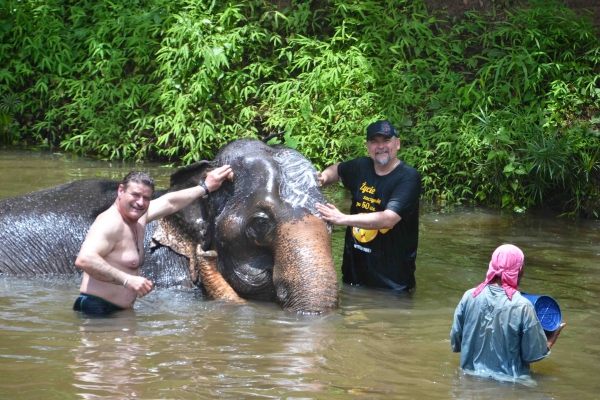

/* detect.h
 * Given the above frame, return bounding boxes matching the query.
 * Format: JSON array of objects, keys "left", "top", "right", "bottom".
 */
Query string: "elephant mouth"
[{"left": 225, "top": 254, "right": 277, "bottom": 300}]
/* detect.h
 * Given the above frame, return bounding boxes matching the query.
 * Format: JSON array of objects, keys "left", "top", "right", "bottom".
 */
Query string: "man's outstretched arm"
[
  {"left": 147, "top": 164, "right": 232, "bottom": 222},
  {"left": 315, "top": 202, "right": 401, "bottom": 230}
]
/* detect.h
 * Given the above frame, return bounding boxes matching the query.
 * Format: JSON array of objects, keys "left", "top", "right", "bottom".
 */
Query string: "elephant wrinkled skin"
[{"left": 0, "top": 139, "right": 339, "bottom": 313}]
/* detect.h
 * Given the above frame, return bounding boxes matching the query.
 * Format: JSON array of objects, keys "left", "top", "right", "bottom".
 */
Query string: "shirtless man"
[{"left": 73, "top": 165, "right": 232, "bottom": 315}]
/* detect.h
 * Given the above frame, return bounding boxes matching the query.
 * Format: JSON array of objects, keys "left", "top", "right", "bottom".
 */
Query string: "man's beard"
[{"left": 375, "top": 151, "right": 390, "bottom": 166}]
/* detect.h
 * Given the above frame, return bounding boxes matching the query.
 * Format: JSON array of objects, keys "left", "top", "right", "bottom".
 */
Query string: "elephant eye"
[{"left": 246, "top": 212, "right": 274, "bottom": 244}]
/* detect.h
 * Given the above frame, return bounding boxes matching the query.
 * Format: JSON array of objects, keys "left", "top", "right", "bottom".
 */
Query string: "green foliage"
[
  {"left": 0, "top": 92, "right": 22, "bottom": 144},
  {"left": 1, "top": 0, "right": 599, "bottom": 216},
  {"left": 1, "top": 0, "right": 170, "bottom": 157},
  {"left": 152, "top": 1, "right": 287, "bottom": 163}
]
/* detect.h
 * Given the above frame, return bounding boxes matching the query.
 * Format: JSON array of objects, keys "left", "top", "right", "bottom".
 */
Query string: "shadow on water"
[{"left": 0, "top": 149, "right": 599, "bottom": 399}]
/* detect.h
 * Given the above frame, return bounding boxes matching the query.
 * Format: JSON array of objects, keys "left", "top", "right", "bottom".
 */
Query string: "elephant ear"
[{"left": 151, "top": 160, "right": 214, "bottom": 282}]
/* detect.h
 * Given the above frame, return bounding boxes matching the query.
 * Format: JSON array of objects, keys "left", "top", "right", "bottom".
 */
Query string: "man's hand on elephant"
[
  {"left": 125, "top": 275, "right": 154, "bottom": 298},
  {"left": 205, "top": 164, "right": 233, "bottom": 193},
  {"left": 316, "top": 202, "right": 347, "bottom": 226}
]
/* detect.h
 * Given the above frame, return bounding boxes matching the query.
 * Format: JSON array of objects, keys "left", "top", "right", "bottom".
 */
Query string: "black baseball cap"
[{"left": 366, "top": 120, "right": 398, "bottom": 140}]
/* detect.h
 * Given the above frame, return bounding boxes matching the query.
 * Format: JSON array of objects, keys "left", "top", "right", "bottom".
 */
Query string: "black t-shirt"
[{"left": 338, "top": 157, "right": 421, "bottom": 290}]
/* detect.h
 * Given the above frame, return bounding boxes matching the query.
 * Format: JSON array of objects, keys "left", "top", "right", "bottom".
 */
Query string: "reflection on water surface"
[{"left": 0, "top": 149, "right": 599, "bottom": 399}]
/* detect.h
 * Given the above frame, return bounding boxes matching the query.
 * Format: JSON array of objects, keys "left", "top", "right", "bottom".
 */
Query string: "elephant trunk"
[{"left": 272, "top": 214, "right": 339, "bottom": 313}]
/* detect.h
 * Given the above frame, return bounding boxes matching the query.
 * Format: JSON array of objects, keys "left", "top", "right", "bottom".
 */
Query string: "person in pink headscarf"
[{"left": 450, "top": 244, "right": 566, "bottom": 381}]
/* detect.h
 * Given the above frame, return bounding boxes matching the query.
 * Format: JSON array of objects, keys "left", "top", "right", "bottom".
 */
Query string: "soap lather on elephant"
[{"left": 0, "top": 139, "right": 339, "bottom": 314}]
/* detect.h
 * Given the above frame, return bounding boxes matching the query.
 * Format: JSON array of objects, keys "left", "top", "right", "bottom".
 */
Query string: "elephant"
[{"left": 0, "top": 139, "right": 339, "bottom": 313}]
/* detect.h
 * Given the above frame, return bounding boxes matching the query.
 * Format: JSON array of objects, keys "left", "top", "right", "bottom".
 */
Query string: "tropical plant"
[
  {"left": 1, "top": 0, "right": 599, "bottom": 216},
  {"left": 0, "top": 93, "right": 22, "bottom": 144}
]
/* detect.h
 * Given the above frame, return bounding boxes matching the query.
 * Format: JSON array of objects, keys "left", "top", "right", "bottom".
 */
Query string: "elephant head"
[{"left": 152, "top": 139, "right": 339, "bottom": 313}]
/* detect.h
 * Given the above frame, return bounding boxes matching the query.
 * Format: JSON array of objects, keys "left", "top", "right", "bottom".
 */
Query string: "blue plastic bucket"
[{"left": 521, "top": 293, "right": 562, "bottom": 332}]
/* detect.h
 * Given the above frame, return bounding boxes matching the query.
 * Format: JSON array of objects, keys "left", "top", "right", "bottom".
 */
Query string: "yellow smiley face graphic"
[{"left": 353, "top": 227, "right": 378, "bottom": 243}]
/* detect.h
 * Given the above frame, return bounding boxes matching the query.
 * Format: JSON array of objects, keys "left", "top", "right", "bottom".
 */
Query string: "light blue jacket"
[{"left": 450, "top": 285, "right": 550, "bottom": 379}]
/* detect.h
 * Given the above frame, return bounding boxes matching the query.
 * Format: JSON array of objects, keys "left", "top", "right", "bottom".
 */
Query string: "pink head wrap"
[{"left": 472, "top": 244, "right": 524, "bottom": 300}]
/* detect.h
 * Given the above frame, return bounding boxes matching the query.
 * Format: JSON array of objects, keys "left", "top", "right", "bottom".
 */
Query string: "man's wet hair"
[{"left": 122, "top": 171, "right": 155, "bottom": 192}]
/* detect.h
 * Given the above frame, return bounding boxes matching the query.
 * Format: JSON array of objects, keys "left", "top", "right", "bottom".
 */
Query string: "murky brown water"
[{"left": 1, "top": 149, "right": 599, "bottom": 399}]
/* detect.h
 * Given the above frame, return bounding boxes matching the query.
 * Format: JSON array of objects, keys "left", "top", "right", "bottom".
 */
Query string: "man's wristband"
[
  {"left": 198, "top": 181, "right": 210, "bottom": 198},
  {"left": 123, "top": 275, "right": 130, "bottom": 287}
]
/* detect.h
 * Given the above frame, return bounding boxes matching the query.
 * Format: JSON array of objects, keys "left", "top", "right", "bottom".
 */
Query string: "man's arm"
[
  {"left": 522, "top": 307, "right": 565, "bottom": 363},
  {"left": 146, "top": 164, "right": 232, "bottom": 222},
  {"left": 317, "top": 163, "right": 341, "bottom": 187},
  {"left": 315, "top": 202, "right": 401, "bottom": 230},
  {"left": 547, "top": 322, "right": 566, "bottom": 349},
  {"left": 75, "top": 215, "right": 153, "bottom": 297}
]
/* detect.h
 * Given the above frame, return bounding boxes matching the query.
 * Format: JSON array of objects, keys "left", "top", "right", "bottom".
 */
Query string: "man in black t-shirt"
[{"left": 316, "top": 120, "right": 421, "bottom": 291}]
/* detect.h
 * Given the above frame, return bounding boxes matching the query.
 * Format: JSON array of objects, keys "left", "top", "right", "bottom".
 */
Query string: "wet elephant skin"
[
  {"left": 0, "top": 180, "right": 190, "bottom": 285},
  {"left": 0, "top": 139, "right": 339, "bottom": 313},
  {"left": 201, "top": 140, "right": 339, "bottom": 312}
]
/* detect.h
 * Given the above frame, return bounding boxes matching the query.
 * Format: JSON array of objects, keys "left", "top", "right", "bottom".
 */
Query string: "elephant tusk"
[
  {"left": 197, "top": 249, "right": 218, "bottom": 258},
  {"left": 195, "top": 245, "right": 243, "bottom": 303}
]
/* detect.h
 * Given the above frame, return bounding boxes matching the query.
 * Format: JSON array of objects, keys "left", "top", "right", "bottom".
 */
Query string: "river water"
[{"left": 0, "top": 149, "right": 598, "bottom": 399}]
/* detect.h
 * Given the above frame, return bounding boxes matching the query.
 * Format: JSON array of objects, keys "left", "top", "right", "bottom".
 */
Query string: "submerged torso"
[{"left": 79, "top": 206, "right": 146, "bottom": 308}]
